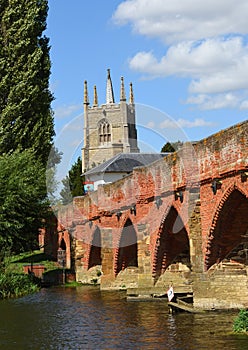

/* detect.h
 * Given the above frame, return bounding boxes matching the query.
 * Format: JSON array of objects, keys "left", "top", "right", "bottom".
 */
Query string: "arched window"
[{"left": 98, "top": 119, "right": 111, "bottom": 145}]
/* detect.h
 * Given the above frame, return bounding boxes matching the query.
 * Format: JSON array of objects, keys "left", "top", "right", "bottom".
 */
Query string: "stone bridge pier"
[{"left": 56, "top": 121, "right": 248, "bottom": 310}]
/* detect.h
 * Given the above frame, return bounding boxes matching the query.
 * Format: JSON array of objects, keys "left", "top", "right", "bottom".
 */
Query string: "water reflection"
[{"left": 0, "top": 286, "right": 247, "bottom": 350}]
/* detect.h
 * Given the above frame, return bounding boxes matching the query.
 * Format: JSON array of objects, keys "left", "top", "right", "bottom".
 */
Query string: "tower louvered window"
[{"left": 98, "top": 119, "right": 111, "bottom": 145}]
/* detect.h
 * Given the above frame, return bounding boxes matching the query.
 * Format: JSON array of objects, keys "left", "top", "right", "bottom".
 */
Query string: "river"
[{"left": 0, "top": 286, "right": 247, "bottom": 349}]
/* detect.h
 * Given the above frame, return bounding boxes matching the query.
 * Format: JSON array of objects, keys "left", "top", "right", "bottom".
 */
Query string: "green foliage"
[
  {"left": 0, "top": 1, "right": 60, "bottom": 256},
  {"left": 0, "top": 0, "right": 55, "bottom": 166},
  {"left": 60, "top": 175, "right": 73, "bottom": 205},
  {"left": 0, "top": 150, "right": 49, "bottom": 253},
  {"left": 0, "top": 272, "right": 39, "bottom": 299},
  {"left": 161, "top": 142, "right": 176, "bottom": 153},
  {"left": 0, "top": 244, "right": 12, "bottom": 272},
  {"left": 69, "top": 157, "right": 84, "bottom": 198},
  {"left": 0, "top": 249, "right": 40, "bottom": 299},
  {"left": 46, "top": 160, "right": 62, "bottom": 205},
  {"left": 64, "top": 281, "right": 83, "bottom": 288},
  {"left": 7, "top": 250, "right": 58, "bottom": 275},
  {"left": 233, "top": 309, "right": 248, "bottom": 333},
  {"left": 160, "top": 141, "right": 183, "bottom": 153},
  {"left": 60, "top": 157, "right": 84, "bottom": 204}
]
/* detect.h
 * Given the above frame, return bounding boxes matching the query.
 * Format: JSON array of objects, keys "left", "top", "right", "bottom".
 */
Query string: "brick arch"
[
  {"left": 114, "top": 217, "right": 138, "bottom": 276},
  {"left": 88, "top": 226, "right": 102, "bottom": 269},
  {"left": 58, "top": 229, "right": 71, "bottom": 269},
  {"left": 152, "top": 206, "right": 190, "bottom": 279},
  {"left": 204, "top": 185, "right": 248, "bottom": 270},
  {"left": 208, "top": 184, "right": 247, "bottom": 236}
]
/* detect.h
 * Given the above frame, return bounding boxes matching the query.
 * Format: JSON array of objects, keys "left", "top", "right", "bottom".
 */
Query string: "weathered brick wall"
[
  {"left": 194, "top": 121, "right": 248, "bottom": 254},
  {"left": 56, "top": 120, "right": 248, "bottom": 309},
  {"left": 192, "top": 121, "right": 248, "bottom": 308}
]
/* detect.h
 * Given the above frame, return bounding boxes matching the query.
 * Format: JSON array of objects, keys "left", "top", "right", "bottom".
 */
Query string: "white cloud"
[
  {"left": 54, "top": 104, "right": 82, "bottom": 119},
  {"left": 129, "top": 37, "right": 248, "bottom": 93},
  {"left": 114, "top": 1, "right": 248, "bottom": 110},
  {"left": 62, "top": 120, "right": 83, "bottom": 132},
  {"left": 146, "top": 121, "right": 155, "bottom": 128},
  {"left": 113, "top": 0, "right": 248, "bottom": 44},
  {"left": 159, "top": 118, "right": 215, "bottom": 129},
  {"left": 240, "top": 100, "right": 248, "bottom": 110},
  {"left": 186, "top": 93, "right": 241, "bottom": 110},
  {"left": 113, "top": 0, "right": 248, "bottom": 109}
]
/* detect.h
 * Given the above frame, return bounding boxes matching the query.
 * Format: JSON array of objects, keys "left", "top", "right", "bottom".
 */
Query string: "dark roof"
[{"left": 83, "top": 153, "right": 168, "bottom": 176}]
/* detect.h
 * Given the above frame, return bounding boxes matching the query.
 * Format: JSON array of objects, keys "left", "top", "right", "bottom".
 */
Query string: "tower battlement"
[{"left": 82, "top": 69, "right": 139, "bottom": 171}]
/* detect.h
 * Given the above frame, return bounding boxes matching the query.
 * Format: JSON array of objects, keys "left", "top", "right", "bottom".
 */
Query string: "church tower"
[{"left": 82, "top": 69, "right": 140, "bottom": 171}]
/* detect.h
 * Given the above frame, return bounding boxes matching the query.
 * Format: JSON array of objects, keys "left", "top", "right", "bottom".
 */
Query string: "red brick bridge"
[{"left": 55, "top": 121, "right": 248, "bottom": 310}]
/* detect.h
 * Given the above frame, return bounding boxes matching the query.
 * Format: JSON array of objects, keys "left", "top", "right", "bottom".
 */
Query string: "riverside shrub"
[
  {"left": 233, "top": 309, "right": 248, "bottom": 333},
  {"left": 0, "top": 272, "right": 39, "bottom": 299}
]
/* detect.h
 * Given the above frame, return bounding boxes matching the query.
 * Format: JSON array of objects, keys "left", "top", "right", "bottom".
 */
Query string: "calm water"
[{"left": 0, "top": 286, "right": 247, "bottom": 350}]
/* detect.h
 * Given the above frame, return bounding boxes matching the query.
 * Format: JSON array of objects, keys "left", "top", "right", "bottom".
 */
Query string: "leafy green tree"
[
  {"left": 161, "top": 142, "right": 176, "bottom": 153},
  {"left": 60, "top": 175, "right": 73, "bottom": 205},
  {"left": 60, "top": 157, "right": 84, "bottom": 204},
  {"left": 0, "top": 0, "right": 60, "bottom": 255},
  {"left": 69, "top": 157, "right": 84, "bottom": 198},
  {"left": 161, "top": 141, "right": 183, "bottom": 153},
  {"left": 0, "top": 0, "right": 54, "bottom": 166},
  {"left": 0, "top": 150, "right": 49, "bottom": 254}
]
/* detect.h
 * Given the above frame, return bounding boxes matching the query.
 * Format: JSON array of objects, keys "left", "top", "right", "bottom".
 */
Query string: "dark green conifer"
[
  {"left": 0, "top": 0, "right": 54, "bottom": 165},
  {"left": 60, "top": 157, "right": 85, "bottom": 205},
  {"left": 0, "top": 1, "right": 58, "bottom": 254}
]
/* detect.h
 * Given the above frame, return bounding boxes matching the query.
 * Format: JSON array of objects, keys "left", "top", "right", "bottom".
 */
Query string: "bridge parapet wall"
[
  {"left": 55, "top": 121, "right": 248, "bottom": 308},
  {"left": 192, "top": 121, "right": 248, "bottom": 309},
  {"left": 57, "top": 121, "right": 248, "bottom": 230},
  {"left": 195, "top": 122, "right": 248, "bottom": 257},
  {"left": 195, "top": 121, "right": 248, "bottom": 180}
]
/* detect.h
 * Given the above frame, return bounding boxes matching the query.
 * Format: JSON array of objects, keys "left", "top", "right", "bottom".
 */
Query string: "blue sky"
[{"left": 46, "top": 0, "right": 248, "bottom": 172}]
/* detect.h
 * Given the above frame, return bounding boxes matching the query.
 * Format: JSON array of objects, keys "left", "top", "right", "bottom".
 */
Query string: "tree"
[
  {"left": 161, "top": 141, "right": 183, "bottom": 153},
  {"left": 69, "top": 157, "right": 84, "bottom": 198},
  {"left": 0, "top": 150, "right": 49, "bottom": 254},
  {"left": 60, "top": 175, "right": 72, "bottom": 206},
  {"left": 60, "top": 157, "right": 85, "bottom": 205},
  {"left": 0, "top": 0, "right": 54, "bottom": 166},
  {"left": 0, "top": 1, "right": 59, "bottom": 254},
  {"left": 161, "top": 142, "right": 176, "bottom": 153}
]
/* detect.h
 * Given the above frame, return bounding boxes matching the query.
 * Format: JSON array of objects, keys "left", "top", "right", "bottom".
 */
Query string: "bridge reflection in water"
[{"left": 0, "top": 287, "right": 247, "bottom": 350}]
